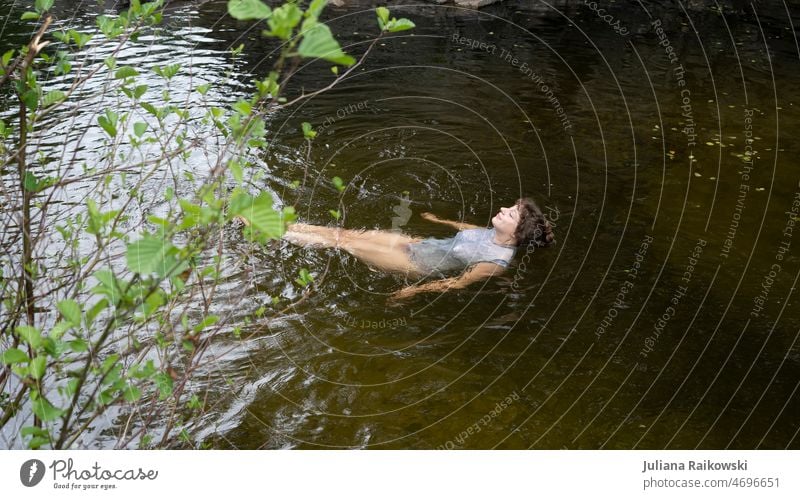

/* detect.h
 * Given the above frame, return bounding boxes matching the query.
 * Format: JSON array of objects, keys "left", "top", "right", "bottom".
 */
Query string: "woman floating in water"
[{"left": 282, "top": 197, "right": 554, "bottom": 301}]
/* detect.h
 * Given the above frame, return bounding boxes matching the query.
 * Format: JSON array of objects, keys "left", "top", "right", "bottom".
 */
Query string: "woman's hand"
[
  {"left": 389, "top": 263, "right": 502, "bottom": 305},
  {"left": 420, "top": 212, "right": 480, "bottom": 230},
  {"left": 388, "top": 286, "right": 419, "bottom": 305},
  {"left": 420, "top": 212, "right": 439, "bottom": 222}
]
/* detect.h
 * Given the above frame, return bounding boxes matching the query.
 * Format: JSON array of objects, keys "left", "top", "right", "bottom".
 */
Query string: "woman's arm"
[
  {"left": 389, "top": 262, "right": 504, "bottom": 301},
  {"left": 420, "top": 212, "right": 482, "bottom": 230}
]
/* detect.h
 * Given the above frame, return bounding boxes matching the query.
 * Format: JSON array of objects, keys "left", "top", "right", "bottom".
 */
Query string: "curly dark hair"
[{"left": 513, "top": 197, "right": 555, "bottom": 248}]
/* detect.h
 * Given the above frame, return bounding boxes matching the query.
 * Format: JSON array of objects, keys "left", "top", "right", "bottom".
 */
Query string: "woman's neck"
[{"left": 491, "top": 228, "right": 516, "bottom": 247}]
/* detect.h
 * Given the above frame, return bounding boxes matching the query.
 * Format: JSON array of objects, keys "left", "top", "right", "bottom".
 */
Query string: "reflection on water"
[{"left": 2, "top": 0, "right": 800, "bottom": 448}]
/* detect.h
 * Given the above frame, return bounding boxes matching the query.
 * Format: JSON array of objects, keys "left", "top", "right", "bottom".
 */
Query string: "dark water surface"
[{"left": 2, "top": 0, "right": 800, "bottom": 449}]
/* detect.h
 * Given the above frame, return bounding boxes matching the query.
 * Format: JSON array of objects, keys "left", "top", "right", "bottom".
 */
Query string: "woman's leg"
[
  {"left": 280, "top": 223, "right": 338, "bottom": 249},
  {"left": 341, "top": 231, "right": 422, "bottom": 276},
  {"left": 286, "top": 223, "right": 422, "bottom": 247},
  {"left": 284, "top": 223, "right": 423, "bottom": 276}
]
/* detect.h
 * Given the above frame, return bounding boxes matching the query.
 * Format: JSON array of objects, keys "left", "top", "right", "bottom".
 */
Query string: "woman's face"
[{"left": 491, "top": 204, "right": 521, "bottom": 238}]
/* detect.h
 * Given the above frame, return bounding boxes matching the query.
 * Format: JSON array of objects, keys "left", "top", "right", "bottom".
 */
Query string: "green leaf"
[
  {"left": 301, "top": 122, "right": 317, "bottom": 139},
  {"left": 126, "top": 235, "right": 176, "bottom": 276},
  {"left": 21, "top": 89, "right": 38, "bottom": 111},
  {"left": 69, "top": 30, "right": 93, "bottom": 49},
  {"left": 298, "top": 22, "right": 355, "bottom": 66},
  {"left": 171, "top": 275, "right": 186, "bottom": 293},
  {"left": 187, "top": 394, "right": 201, "bottom": 410},
  {"left": 229, "top": 159, "right": 243, "bottom": 184},
  {"left": 65, "top": 378, "right": 80, "bottom": 398},
  {"left": 91, "top": 269, "right": 124, "bottom": 303},
  {"left": 266, "top": 2, "right": 302, "bottom": 40},
  {"left": 97, "top": 15, "right": 124, "bottom": 38},
  {"left": 255, "top": 72, "right": 280, "bottom": 97},
  {"left": 376, "top": 7, "right": 390, "bottom": 25},
  {"left": 21, "top": 426, "right": 49, "bottom": 438},
  {"left": 97, "top": 110, "right": 119, "bottom": 138},
  {"left": 179, "top": 200, "right": 201, "bottom": 229},
  {"left": 41, "top": 90, "right": 66, "bottom": 107},
  {"left": 139, "top": 288, "right": 166, "bottom": 318},
  {"left": 193, "top": 315, "right": 219, "bottom": 333},
  {"left": 102, "top": 354, "right": 120, "bottom": 375},
  {"left": 148, "top": 215, "right": 170, "bottom": 228},
  {"left": 133, "top": 84, "right": 148, "bottom": 99},
  {"left": 154, "top": 373, "right": 174, "bottom": 400},
  {"left": 376, "top": 7, "right": 394, "bottom": 30},
  {"left": 196, "top": 83, "right": 211, "bottom": 95},
  {"left": 2, "top": 49, "right": 13, "bottom": 67},
  {"left": 1, "top": 348, "right": 29, "bottom": 365},
  {"left": 133, "top": 122, "right": 148, "bottom": 137},
  {"left": 35, "top": 0, "right": 54, "bottom": 13},
  {"left": 233, "top": 100, "right": 252, "bottom": 116},
  {"left": 31, "top": 396, "right": 63, "bottom": 422},
  {"left": 85, "top": 199, "right": 120, "bottom": 235},
  {"left": 114, "top": 66, "right": 139, "bottom": 79},
  {"left": 229, "top": 190, "right": 294, "bottom": 240},
  {"left": 57, "top": 299, "right": 82, "bottom": 327},
  {"left": 67, "top": 339, "right": 88, "bottom": 353},
  {"left": 140, "top": 102, "right": 159, "bottom": 117},
  {"left": 228, "top": 0, "right": 272, "bottom": 21},
  {"left": 132, "top": 360, "right": 156, "bottom": 379},
  {"left": 29, "top": 356, "right": 46, "bottom": 380},
  {"left": 331, "top": 176, "right": 345, "bottom": 192},
  {"left": 23, "top": 171, "right": 40, "bottom": 192},
  {"left": 86, "top": 199, "right": 101, "bottom": 234},
  {"left": 98, "top": 388, "right": 115, "bottom": 406},
  {"left": 21, "top": 11, "right": 41, "bottom": 21},
  {"left": 153, "top": 63, "right": 180, "bottom": 80},
  {"left": 41, "top": 338, "right": 61, "bottom": 358},
  {"left": 49, "top": 321, "right": 71, "bottom": 340},
  {"left": 387, "top": 18, "right": 416, "bottom": 32},
  {"left": 329, "top": 209, "right": 340, "bottom": 220},
  {"left": 295, "top": 268, "right": 314, "bottom": 287},
  {"left": 27, "top": 436, "right": 50, "bottom": 449},
  {"left": 86, "top": 199, "right": 119, "bottom": 235},
  {"left": 16, "top": 325, "right": 42, "bottom": 349},
  {"left": 22, "top": 426, "right": 52, "bottom": 448},
  {"left": 245, "top": 117, "right": 267, "bottom": 147},
  {"left": 305, "top": 0, "right": 328, "bottom": 20},
  {"left": 122, "top": 384, "right": 141, "bottom": 403},
  {"left": 23, "top": 171, "right": 54, "bottom": 193},
  {"left": 52, "top": 31, "right": 69, "bottom": 44},
  {"left": 86, "top": 298, "right": 109, "bottom": 325},
  {"left": 55, "top": 56, "right": 72, "bottom": 76}
]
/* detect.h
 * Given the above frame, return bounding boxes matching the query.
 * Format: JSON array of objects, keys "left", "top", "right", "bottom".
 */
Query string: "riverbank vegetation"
[{"left": 0, "top": 0, "right": 413, "bottom": 449}]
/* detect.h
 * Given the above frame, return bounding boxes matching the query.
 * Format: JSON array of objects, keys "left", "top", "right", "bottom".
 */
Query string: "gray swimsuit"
[{"left": 405, "top": 228, "right": 517, "bottom": 275}]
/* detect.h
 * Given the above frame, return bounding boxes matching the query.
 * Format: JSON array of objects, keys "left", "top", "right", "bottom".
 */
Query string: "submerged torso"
[{"left": 406, "top": 228, "right": 517, "bottom": 275}]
